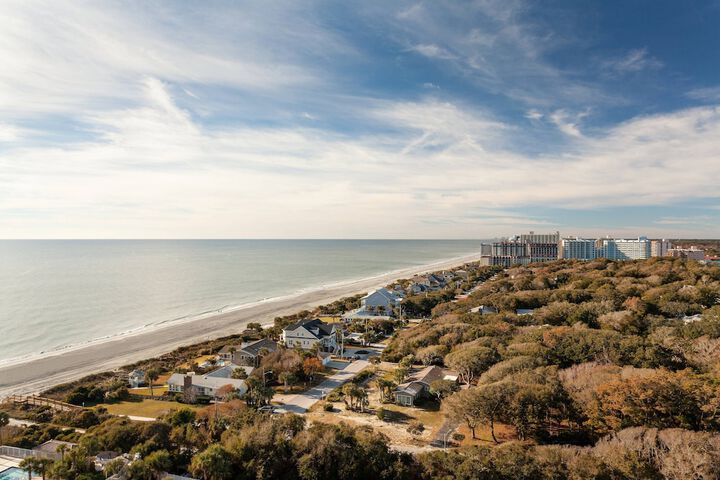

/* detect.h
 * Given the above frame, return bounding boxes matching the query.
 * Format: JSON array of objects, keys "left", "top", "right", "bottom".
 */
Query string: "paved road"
[
  {"left": 430, "top": 417, "right": 459, "bottom": 448},
  {"left": 276, "top": 360, "right": 369, "bottom": 413}
]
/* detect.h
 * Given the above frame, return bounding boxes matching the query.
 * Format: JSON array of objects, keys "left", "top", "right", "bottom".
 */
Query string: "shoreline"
[{"left": 0, "top": 251, "right": 484, "bottom": 398}]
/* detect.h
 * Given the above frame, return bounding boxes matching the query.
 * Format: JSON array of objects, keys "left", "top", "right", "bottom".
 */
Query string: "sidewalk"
[{"left": 275, "top": 360, "right": 369, "bottom": 413}]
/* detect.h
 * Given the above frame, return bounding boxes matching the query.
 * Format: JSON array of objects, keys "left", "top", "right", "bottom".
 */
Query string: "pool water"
[{"left": 0, "top": 467, "right": 26, "bottom": 480}]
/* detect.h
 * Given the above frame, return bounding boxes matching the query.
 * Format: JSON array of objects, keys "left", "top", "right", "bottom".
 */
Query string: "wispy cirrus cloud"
[
  {"left": 687, "top": 86, "right": 720, "bottom": 102},
  {"left": 603, "top": 48, "right": 663, "bottom": 74}
]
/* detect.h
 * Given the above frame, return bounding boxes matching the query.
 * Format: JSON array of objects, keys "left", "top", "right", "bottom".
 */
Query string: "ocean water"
[{"left": 0, "top": 240, "right": 480, "bottom": 364}]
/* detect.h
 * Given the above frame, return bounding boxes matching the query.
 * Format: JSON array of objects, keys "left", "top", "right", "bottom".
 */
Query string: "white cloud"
[
  {"left": 603, "top": 48, "right": 663, "bottom": 74},
  {"left": 524, "top": 109, "right": 543, "bottom": 121},
  {"left": 549, "top": 109, "right": 589, "bottom": 137},
  {"left": 0, "top": 0, "right": 345, "bottom": 117},
  {"left": 0, "top": 124, "right": 21, "bottom": 142},
  {"left": 2, "top": 78, "right": 720, "bottom": 238},
  {"left": 410, "top": 43, "right": 457, "bottom": 60},
  {"left": 687, "top": 86, "right": 720, "bottom": 102}
]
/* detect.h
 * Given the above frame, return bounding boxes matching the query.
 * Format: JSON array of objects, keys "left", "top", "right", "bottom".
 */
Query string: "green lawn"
[{"left": 99, "top": 399, "right": 200, "bottom": 418}]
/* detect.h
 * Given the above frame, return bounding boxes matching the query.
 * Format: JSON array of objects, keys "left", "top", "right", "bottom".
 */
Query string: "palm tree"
[
  {"left": 19, "top": 457, "right": 40, "bottom": 480},
  {"left": 56, "top": 444, "right": 67, "bottom": 461},
  {"left": 144, "top": 368, "right": 160, "bottom": 396},
  {"left": 34, "top": 458, "right": 53, "bottom": 480}
]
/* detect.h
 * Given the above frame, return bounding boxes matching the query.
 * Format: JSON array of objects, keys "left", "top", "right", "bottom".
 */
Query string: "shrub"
[
  {"left": 407, "top": 420, "right": 425, "bottom": 434},
  {"left": 323, "top": 402, "right": 334, "bottom": 412},
  {"left": 376, "top": 407, "right": 386, "bottom": 421}
]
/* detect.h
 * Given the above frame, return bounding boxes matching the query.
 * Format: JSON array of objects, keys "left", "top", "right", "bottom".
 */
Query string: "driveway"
[{"left": 276, "top": 360, "right": 369, "bottom": 414}]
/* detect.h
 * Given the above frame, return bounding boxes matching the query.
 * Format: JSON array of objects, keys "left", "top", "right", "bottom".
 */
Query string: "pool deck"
[{"left": 0, "top": 457, "right": 20, "bottom": 470}]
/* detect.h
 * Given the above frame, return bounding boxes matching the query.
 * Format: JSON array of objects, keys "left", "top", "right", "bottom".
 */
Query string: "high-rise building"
[
  {"left": 560, "top": 238, "right": 597, "bottom": 260},
  {"left": 480, "top": 231, "right": 560, "bottom": 267},
  {"left": 520, "top": 231, "right": 561, "bottom": 244},
  {"left": 598, "top": 237, "right": 651, "bottom": 260},
  {"left": 651, "top": 239, "right": 672, "bottom": 257}
]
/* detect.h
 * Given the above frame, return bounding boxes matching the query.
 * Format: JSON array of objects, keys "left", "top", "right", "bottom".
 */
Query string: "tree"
[
  {"left": 144, "top": 449, "right": 172, "bottom": 479},
  {"left": 247, "top": 322, "right": 263, "bottom": 332},
  {"left": 342, "top": 383, "right": 368, "bottom": 412},
  {"left": 19, "top": 457, "right": 41, "bottom": 480},
  {"left": 429, "top": 379, "right": 457, "bottom": 401},
  {"left": 216, "top": 384, "right": 237, "bottom": 401},
  {"left": 444, "top": 347, "right": 498, "bottom": 385},
  {"left": 375, "top": 377, "right": 397, "bottom": 403},
  {"left": 444, "top": 388, "right": 484, "bottom": 439},
  {"left": 231, "top": 367, "right": 248, "bottom": 380},
  {"left": 245, "top": 376, "right": 274, "bottom": 407},
  {"left": 278, "top": 371, "right": 297, "bottom": 393},
  {"left": 393, "top": 366, "right": 409, "bottom": 384},
  {"left": 190, "top": 444, "right": 234, "bottom": 480},
  {"left": 302, "top": 357, "right": 323, "bottom": 381},
  {"left": 145, "top": 368, "right": 160, "bottom": 396}
]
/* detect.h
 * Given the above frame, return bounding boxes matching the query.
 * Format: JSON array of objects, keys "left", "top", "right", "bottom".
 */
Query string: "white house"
[
  {"left": 128, "top": 369, "right": 145, "bottom": 388},
  {"left": 281, "top": 318, "right": 337, "bottom": 352},
  {"left": 167, "top": 372, "right": 247, "bottom": 402},
  {"left": 360, "top": 288, "right": 401, "bottom": 315}
]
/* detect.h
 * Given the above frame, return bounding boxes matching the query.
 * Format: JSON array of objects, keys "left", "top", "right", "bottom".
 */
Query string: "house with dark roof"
[
  {"left": 393, "top": 366, "right": 457, "bottom": 406},
  {"left": 228, "top": 338, "right": 278, "bottom": 366},
  {"left": 281, "top": 318, "right": 337, "bottom": 352}
]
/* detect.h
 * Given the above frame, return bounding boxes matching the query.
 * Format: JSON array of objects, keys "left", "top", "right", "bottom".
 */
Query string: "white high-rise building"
[
  {"left": 560, "top": 238, "right": 597, "bottom": 260},
  {"left": 598, "top": 237, "right": 651, "bottom": 260}
]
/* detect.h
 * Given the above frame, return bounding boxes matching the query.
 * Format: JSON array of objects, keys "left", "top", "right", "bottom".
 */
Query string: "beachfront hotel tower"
[
  {"left": 597, "top": 237, "right": 651, "bottom": 261},
  {"left": 560, "top": 238, "right": 597, "bottom": 260}
]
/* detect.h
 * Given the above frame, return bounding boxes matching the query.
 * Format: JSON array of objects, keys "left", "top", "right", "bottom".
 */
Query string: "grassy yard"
[
  {"left": 129, "top": 386, "right": 169, "bottom": 396},
  {"left": 455, "top": 422, "right": 517, "bottom": 446},
  {"left": 377, "top": 400, "right": 445, "bottom": 433},
  {"left": 99, "top": 399, "right": 200, "bottom": 418},
  {"left": 178, "top": 354, "right": 218, "bottom": 370}
]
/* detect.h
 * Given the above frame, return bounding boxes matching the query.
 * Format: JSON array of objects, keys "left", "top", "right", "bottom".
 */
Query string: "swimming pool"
[{"left": 0, "top": 467, "right": 26, "bottom": 480}]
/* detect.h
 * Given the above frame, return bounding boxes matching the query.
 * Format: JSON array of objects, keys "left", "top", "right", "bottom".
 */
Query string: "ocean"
[{"left": 0, "top": 240, "right": 480, "bottom": 364}]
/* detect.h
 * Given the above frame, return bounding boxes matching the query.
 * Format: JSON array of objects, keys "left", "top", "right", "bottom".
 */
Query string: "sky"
[{"left": 1, "top": 0, "right": 720, "bottom": 239}]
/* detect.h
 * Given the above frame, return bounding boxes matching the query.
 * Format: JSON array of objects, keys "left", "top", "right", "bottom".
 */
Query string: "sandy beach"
[{"left": 0, "top": 251, "right": 484, "bottom": 398}]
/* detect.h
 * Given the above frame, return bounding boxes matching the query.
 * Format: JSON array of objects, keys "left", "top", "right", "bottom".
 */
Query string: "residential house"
[
  {"left": 407, "top": 282, "right": 429, "bottom": 295},
  {"left": 341, "top": 308, "right": 392, "bottom": 324},
  {"left": 281, "top": 318, "right": 338, "bottom": 352},
  {"left": 206, "top": 364, "right": 254, "bottom": 379},
  {"left": 33, "top": 440, "right": 78, "bottom": 460},
  {"left": 218, "top": 344, "right": 242, "bottom": 362},
  {"left": 128, "top": 369, "right": 145, "bottom": 388},
  {"left": 230, "top": 338, "right": 278, "bottom": 367},
  {"left": 167, "top": 372, "right": 247, "bottom": 402},
  {"left": 393, "top": 366, "right": 457, "bottom": 406},
  {"left": 469, "top": 305, "right": 498, "bottom": 315},
  {"left": 360, "top": 288, "right": 402, "bottom": 315}
]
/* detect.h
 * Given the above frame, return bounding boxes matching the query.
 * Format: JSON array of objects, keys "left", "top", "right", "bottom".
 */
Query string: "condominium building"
[
  {"left": 560, "top": 238, "right": 597, "bottom": 260},
  {"left": 667, "top": 246, "right": 705, "bottom": 260},
  {"left": 598, "top": 237, "right": 651, "bottom": 260},
  {"left": 651, "top": 239, "right": 672, "bottom": 257},
  {"left": 480, "top": 231, "right": 560, "bottom": 267},
  {"left": 520, "top": 231, "right": 561, "bottom": 245}
]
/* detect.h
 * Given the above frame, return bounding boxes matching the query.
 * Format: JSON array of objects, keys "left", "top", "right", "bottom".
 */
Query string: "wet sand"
[{"left": 0, "top": 252, "right": 483, "bottom": 397}]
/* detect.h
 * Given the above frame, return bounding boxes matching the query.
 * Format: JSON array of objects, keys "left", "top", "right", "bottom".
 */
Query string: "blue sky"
[{"left": 1, "top": 0, "right": 720, "bottom": 238}]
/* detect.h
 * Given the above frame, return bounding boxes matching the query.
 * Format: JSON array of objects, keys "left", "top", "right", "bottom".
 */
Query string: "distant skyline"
[{"left": 1, "top": 1, "right": 720, "bottom": 239}]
